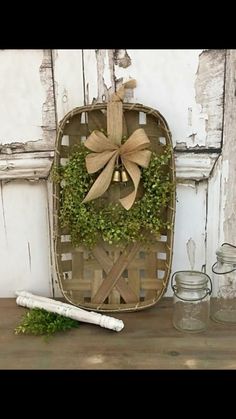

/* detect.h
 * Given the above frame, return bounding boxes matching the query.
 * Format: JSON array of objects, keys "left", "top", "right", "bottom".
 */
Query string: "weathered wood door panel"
[
  {"left": 52, "top": 49, "right": 225, "bottom": 298},
  {"left": 0, "top": 180, "right": 52, "bottom": 297},
  {"left": 0, "top": 50, "right": 55, "bottom": 297},
  {"left": 0, "top": 49, "right": 231, "bottom": 299}
]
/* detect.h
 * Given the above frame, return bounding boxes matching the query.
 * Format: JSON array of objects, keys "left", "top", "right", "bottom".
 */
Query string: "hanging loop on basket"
[{"left": 82, "top": 80, "right": 152, "bottom": 210}]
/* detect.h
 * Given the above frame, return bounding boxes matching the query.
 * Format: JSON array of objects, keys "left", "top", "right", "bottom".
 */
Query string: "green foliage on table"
[
  {"left": 53, "top": 144, "right": 174, "bottom": 248},
  {"left": 15, "top": 308, "right": 80, "bottom": 336}
]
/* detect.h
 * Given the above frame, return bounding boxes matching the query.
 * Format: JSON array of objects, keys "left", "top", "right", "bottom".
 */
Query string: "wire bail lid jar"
[
  {"left": 171, "top": 271, "right": 212, "bottom": 333},
  {"left": 211, "top": 243, "right": 236, "bottom": 324}
]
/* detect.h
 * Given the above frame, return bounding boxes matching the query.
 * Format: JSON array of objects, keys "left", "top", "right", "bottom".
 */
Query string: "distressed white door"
[
  {"left": 0, "top": 49, "right": 234, "bottom": 298},
  {"left": 0, "top": 50, "right": 55, "bottom": 296}
]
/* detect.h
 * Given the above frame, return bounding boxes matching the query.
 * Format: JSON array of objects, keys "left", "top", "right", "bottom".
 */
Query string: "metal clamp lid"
[
  {"left": 171, "top": 270, "right": 212, "bottom": 302},
  {"left": 212, "top": 243, "right": 236, "bottom": 275}
]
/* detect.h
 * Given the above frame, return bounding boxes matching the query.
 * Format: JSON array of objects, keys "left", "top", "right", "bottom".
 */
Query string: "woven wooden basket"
[{"left": 53, "top": 102, "right": 175, "bottom": 312}]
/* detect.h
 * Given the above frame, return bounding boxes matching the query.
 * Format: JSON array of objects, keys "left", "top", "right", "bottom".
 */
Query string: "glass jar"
[
  {"left": 211, "top": 243, "right": 236, "bottom": 324},
  {"left": 171, "top": 271, "right": 212, "bottom": 333}
]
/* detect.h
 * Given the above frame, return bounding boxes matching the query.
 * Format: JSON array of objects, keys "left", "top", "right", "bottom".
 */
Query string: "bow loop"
[{"left": 82, "top": 128, "right": 151, "bottom": 210}]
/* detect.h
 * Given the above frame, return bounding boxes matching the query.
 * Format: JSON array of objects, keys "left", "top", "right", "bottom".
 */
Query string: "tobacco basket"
[{"left": 53, "top": 102, "right": 176, "bottom": 312}]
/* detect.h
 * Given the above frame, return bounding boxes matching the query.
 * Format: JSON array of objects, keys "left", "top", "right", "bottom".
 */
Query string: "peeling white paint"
[
  {"left": 103, "top": 50, "right": 114, "bottom": 91},
  {"left": 118, "top": 49, "right": 225, "bottom": 149},
  {"left": 195, "top": 49, "right": 225, "bottom": 148},
  {"left": 175, "top": 152, "right": 219, "bottom": 180},
  {"left": 221, "top": 50, "right": 236, "bottom": 244},
  {"left": 95, "top": 49, "right": 107, "bottom": 102},
  {"left": 186, "top": 238, "right": 196, "bottom": 270},
  {"left": 222, "top": 158, "right": 232, "bottom": 240},
  {"left": 122, "top": 49, "right": 205, "bottom": 146},
  {"left": 0, "top": 180, "right": 52, "bottom": 297},
  {"left": 114, "top": 49, "right": 132, "bottom": 68},
  {"left": 0, "top": 151, "right": 54, "bottom": 180},
  {"left": 83, "top": 50, "right": 134, "bottom": 104},
  {"left": 52, "top": 49, "right": 84, "bottom": 120},
  {"left": 82, "top": 50, "right": 98, "bottom": 104},
  {"left": 176, "top": 180, "right": 198, "bottom": 189},
  {"left": 94, "top": 49, "right": 116, "bottom": 102},
  {"left": 0, "top": 50, "right": 56, "bottom": 148},
  {"left": 0, "top": 49, "right": 230, "bottom": 298},
  {"left": 166, "top": 181, "right": 208, "bottom": 296},
  {"left": 206, "top": 155, "right": 223, "bottom": 278},
  {"left": 0, "top": 50, "right": 46, "bottom": 142},
  {"left": 39, "top": 50, "right": 56, "bottom": 144}
]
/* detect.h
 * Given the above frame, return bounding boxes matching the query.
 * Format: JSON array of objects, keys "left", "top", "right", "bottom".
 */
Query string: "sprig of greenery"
[
  {"left": 53, "top": 144, "right": 174, "bottom": 248},
  {"left": 15, "top": 308, "right": 80, "bottom": 336}
]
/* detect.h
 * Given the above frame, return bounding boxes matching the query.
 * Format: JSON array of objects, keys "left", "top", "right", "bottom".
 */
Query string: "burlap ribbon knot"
[{"left": 82, "top": 128, "right": 151, "bottom": 210}]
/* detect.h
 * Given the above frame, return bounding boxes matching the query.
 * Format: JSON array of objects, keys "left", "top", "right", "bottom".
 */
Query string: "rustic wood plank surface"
[{"left": 1, "top": 298, "right": 236, "bottom": 370}]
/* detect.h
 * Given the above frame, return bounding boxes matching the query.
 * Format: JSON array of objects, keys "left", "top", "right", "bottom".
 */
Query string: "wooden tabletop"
[{"left": 1, "top": 297, "right": 236, "bottom": 369}]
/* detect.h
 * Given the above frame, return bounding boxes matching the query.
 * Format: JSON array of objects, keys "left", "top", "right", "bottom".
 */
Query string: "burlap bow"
[{"left": 82, "top": 128, "right": 151, "bottom": 210}]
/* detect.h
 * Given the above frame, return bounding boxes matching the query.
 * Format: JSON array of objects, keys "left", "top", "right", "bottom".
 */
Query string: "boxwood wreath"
[{"left": 53, "top": 139, "right": 174, "bottom": 249}]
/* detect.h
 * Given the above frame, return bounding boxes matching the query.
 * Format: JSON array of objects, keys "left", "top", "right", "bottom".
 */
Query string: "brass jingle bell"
[
  {"left": 121, "top": 169, "right": 129, "bottom": 183},
  {"left": 113, "top": 169, "right": 121, "bottom": 182}
]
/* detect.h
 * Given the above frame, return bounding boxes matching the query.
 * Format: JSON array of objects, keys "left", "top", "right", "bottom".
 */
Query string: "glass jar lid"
[
  {"left": 216, "top": 243, "right": 236, "bottom": 264},
  {"left": 175, "top": 271, "right": 208, "bottom": 289}
]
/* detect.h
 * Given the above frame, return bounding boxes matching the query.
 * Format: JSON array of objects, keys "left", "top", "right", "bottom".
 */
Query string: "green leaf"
[{"left": 15, "top": 308, "right": 80, "bottom": 337}]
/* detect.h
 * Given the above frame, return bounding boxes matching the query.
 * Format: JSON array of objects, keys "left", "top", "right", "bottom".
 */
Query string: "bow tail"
[
  {"left": 82, "top": 154, "right": 117, "bottom": 203},
  {"left": 119, "top": 160, "right": 141, "bottom": 211}
]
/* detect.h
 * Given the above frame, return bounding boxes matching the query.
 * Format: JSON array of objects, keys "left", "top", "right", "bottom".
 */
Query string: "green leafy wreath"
[{"left": 53, "top": 143, "right": 174, "bottom": 249}]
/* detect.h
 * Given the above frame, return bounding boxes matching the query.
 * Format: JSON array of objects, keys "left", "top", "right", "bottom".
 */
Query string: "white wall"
[{"left": 0, "top": 49, "right": 227, "bottom": 298}]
